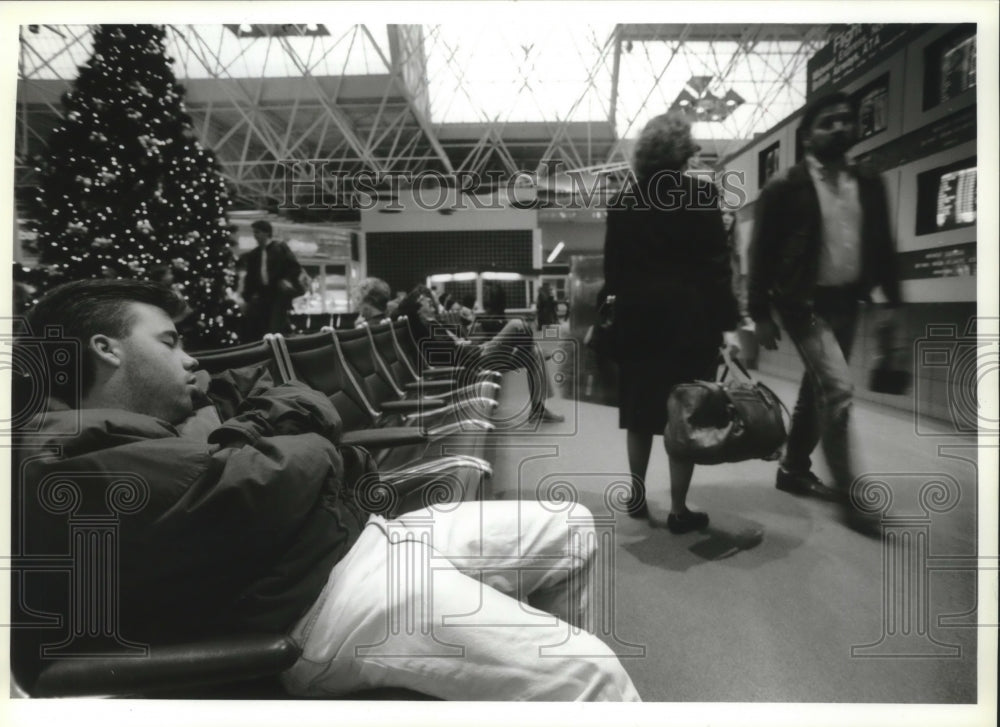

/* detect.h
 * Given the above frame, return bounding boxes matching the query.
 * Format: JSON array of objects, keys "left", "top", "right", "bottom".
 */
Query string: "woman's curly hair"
[{"left": 632, "top": 111, "right": 698, "bottom": 182}]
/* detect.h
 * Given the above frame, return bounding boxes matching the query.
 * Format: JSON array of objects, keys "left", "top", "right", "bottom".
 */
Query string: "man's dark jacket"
[
  {"left": 603, "top": 174, "right": 741, "bottom": 358},
  {"left": 12, "top": 369, "right": 373, "bottom": 689},
  {"left": 240, "top": 241, "right": 305, "bottom": 337},
  {"left": 747, "top": 160, "right": 901, "bottom": 322},
  {"left": 241, "top": 241, "right": 305, "bottom": 302}
]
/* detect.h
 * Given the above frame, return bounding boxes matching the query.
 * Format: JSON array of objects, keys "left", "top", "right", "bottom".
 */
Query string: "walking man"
[{"left": 747, "top": 91, "right": 902, "bottom": 534}]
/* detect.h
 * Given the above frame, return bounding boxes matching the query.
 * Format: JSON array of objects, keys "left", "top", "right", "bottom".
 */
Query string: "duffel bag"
[{"left": 664, "top": 351, "right": 788, "bottom": 465}]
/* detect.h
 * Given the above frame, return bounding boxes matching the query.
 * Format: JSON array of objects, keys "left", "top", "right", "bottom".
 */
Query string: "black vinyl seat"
[
  {"left": 190, "top": 334, "right": 289, "bottom": 380},
  {"left": 273, "top": 330, "right": 381, "bottom": 435},
  {"left": 273, "top": 330, "right": 494, "bottom": 486},
  {"left": 336, "top": 325, "right": 498, "bottom": 432},
  {"left": 363, "top": 320, "right": 501, "bottom": 403},
  {"left": 390, "top": 316, "right": 502, "bottom": 384}
]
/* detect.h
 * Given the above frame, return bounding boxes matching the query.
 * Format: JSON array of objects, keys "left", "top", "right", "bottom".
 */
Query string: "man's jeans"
[
  {"left": 281, "top": 500, "right": 640, "bottom": 701},
  {"left": 779, "top": 289, "right": 859, "bottom": 491}
]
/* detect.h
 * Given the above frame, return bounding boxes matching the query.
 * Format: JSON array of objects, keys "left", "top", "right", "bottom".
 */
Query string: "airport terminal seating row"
[{"left": 12, "top": 316, "right": 527, "bottom": 699}]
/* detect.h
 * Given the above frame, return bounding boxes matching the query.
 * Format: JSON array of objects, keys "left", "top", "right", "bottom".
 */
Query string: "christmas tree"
[{"left": 29, "top": 24, "right": 241, "bottom": 347}]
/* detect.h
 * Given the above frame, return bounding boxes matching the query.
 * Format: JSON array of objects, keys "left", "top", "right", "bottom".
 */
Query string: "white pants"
[{"left": 281, "top": 500, "right": 641, "bottom": 701}]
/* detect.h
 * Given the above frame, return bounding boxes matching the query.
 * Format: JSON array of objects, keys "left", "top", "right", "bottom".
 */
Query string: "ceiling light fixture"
[{"left": 482, "top": 272, "right": 522, "bottom": 281}]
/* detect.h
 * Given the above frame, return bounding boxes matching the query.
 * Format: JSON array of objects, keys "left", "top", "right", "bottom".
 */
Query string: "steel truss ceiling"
[{"left": 16, "top": 23, "right": 829, "bottom": 213}]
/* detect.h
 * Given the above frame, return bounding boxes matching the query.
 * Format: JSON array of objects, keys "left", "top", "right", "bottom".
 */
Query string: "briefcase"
[{"left": 664, "top": 352, "right": 788, "bottom": 465}]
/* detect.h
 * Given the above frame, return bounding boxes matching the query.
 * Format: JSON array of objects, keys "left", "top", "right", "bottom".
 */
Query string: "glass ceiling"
[
  {"left": 18, "top": 24, "right": 392, "bottom": 81},
  {"left": 422, "top": 23, "right": 617, "bottom": 125},
  {"left": 19, "top": 23, "right": 822, "bottom": 140}
]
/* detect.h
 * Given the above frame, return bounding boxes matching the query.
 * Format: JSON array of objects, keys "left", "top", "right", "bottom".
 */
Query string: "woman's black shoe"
[
  {"left": 626, "top": 500, "right": 649, "bottom": 519},
  {"left": 665, "top": 510, "right": 709, "bottom": 534},
  {"left": 625, "top": 486, "right": 648, "bottom": 518}
]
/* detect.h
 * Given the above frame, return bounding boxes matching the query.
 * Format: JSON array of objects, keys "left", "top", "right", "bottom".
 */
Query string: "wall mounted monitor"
[
  {"left": 853, "top": 74, "right": 889, "bottom": 140},
  {"left": 915, "top": 156, "right": 976, "bottom": 235},
  {"left": 923, "top": 25, "right": 976, "bottom": 110}
]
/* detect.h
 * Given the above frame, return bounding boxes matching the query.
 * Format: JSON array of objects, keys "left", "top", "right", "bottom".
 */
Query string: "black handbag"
[
  {"left": 664, "top": 351, "right": 789, "bottom": 465},
  {"left": 584, "top": 295, "right": 616, "bottom": 359}
]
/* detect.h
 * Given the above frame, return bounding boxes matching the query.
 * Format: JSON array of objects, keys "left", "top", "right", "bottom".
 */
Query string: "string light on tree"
[{"left": 29, "top": 23, "right": 241, "bottom": 346}]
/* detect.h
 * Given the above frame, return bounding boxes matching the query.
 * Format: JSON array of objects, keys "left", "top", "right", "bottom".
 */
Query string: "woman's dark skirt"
[{"left": 617, "top": 346, "right": 719, "bottom": 434}]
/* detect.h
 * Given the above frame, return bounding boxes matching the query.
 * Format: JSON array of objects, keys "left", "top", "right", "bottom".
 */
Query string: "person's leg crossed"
[{"left": 282, "top": 503, "right": 639, "bottom": 700}]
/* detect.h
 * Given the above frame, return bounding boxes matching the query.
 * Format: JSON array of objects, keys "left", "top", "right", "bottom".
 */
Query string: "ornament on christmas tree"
[{"left": 29, "top": 24, "right": 241, "bottom": 348}]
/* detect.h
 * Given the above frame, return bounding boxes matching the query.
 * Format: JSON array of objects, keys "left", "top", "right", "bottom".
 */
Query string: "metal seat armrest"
[
  {"left": 379, "top": 455, "right": 493, "bottom": 484},
  {"left": 401, "top": 397, "right": 498, "bottom": 424},
  {"left": 405, "top": 379, "right": 457, "bottom": 390},
  {"left": 341, "top": 427, "right": 428, "bottom": 449},
  {"left": 423, "top": 419, "right": 496, "bottom": 437},
  {"left": 407, "top": 381, "right": 501, "bottom": 403},
  {"left": 421, "top": 366, "right": 465, "bottom": 377},
  {"left": 379, "top": 398, "right": 446, "bottom": 413}
]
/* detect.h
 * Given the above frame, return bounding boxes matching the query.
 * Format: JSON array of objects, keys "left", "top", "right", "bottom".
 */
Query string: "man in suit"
[
  {"left": 240, "top": 220, "right": 305, "bottom": 340},
  {"left": 747, "top": 91, "right": 902, "bottom": 534}
]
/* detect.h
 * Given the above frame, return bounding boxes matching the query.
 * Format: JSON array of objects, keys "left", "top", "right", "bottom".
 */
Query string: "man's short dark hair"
[
  {"left": 26, "top": 279, "right": 189, "bottom": 403},
  {"left": 251, "top": 220, "right": 272, "bottom": 235},
  {"left": 799, "top": 91, "right": 856, "bottom": 137}
]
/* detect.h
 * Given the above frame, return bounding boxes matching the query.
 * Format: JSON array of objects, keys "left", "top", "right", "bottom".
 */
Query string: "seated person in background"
[
  {"left": 477, "top": 280, "right": 508, "bottom": 338},
  {"left": 536, "top": 282, "right": 558, "bottom": 330},
  {"left": 440, "top": 293, "right": 457, "bottom": 314},
  {"left": 398, "top": 285, "right": 565, "bottom": 424},
  {"left": 386, "top": 290, "right": 407, "bottom": 318},
  {"left": 353, "top": 276, "right": 392, "bottom": 326},
  {"left": 13, "top": 279, "right": 634, "bottom": 700},
  {"left": 458, "top": 293, "right": 477, "bottom": 337}
]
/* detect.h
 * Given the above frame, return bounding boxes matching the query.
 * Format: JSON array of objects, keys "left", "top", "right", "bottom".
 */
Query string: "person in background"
[
  {"left": 603, "top": 111, "right": 741, "bottom": 533},
  {"left": 239, "top": 220, "right": 305, "bottom": 341},
  {"left": 478, "top": 281, "right": 508, "bottom": 338},
  {"left": 458, "top": 293, "right": 477, "bottom": 337},
  {"left": 399, "top": 286, "right": 565, "bottom": 424},
  {"left": 353, "top": 277, "right": 392, "bottom": 326},
  {"left": 225, "top": 224, "right": 247, "bottom": 312},
  {"left": 536, "top": 282, "right": 558, "bottom": 330},
  {"left": 747, "top": 91, "right": 901, "bottom": 535},
  {"left": 721, "top": 209, "right": 749, "bottom": 324},
  {"left": 386, "top": 290, "right": 407, "bottom": 318}
]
